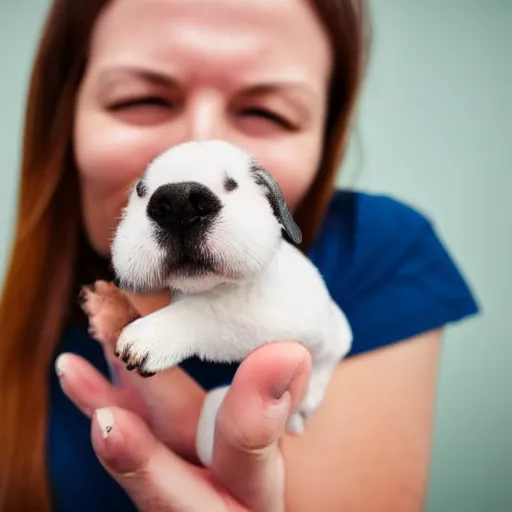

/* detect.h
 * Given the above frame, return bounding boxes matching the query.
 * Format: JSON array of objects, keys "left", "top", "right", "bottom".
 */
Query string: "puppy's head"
[{"left": 111, "top": 140, "right": 302, "bottom": 294}]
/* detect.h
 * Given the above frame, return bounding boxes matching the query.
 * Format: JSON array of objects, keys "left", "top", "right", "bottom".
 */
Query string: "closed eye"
[
  {"left": 240, "top": 108, "right": 295, "bottom": 130},
  {"left": 108, "top": 96, "right": 172, "bottom": 110},
  {"left": 107, "top": 97, "right": 174, "bottom": 125}
]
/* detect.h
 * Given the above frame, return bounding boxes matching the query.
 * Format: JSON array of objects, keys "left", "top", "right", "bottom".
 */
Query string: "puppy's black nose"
[{"left": 147, "top": 182, "right": 222, "bottom": 228}]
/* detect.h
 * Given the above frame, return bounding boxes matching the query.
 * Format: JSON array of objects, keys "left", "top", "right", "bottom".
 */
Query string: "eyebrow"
[
  {"left": 99, "top": 66, "right": 316, "bottom": 94},
  {"left": 96, "top": 66, "right": 179, "bottom": 89},
  {"left": 244, "top": 83, "right": 317, "bottom": 99}
]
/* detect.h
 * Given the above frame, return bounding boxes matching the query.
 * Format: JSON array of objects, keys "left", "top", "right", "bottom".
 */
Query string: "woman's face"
[{"left": 74, "top": 0, "right": 333, "bottom": 256}]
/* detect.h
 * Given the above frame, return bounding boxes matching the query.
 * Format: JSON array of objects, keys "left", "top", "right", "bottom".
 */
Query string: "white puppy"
[{"left": 111, "top": 139, "right": 352, "bottom": 466}]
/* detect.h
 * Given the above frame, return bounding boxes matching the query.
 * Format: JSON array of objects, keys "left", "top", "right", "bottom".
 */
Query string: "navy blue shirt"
[{"left": 47, "top": 190, "right": 480, "bottom": 511}]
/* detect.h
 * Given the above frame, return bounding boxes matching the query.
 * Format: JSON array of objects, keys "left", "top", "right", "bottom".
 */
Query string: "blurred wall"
[
  {"left": 0, "top": 1, "right": 510, "bottom": 511},
  {"left": 339, "top": 2, "right": 510, "bottom": 510}
]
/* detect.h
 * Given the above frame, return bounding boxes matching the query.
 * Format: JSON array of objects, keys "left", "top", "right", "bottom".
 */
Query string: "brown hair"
[{"left": 0, "top": 0, "right": 368, "bottom": 508}]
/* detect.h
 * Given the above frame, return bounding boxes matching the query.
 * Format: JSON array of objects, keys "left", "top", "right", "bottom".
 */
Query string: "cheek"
[
  {"left": 74, "top": 112, "right": 161, "bottom": 194},
  {"left": 73, "top": 109, "right": 171, "bottom": 255},
  {"left": 278, "top": 162, "right": 317, "bottom": 211},
  {"left": 254, "top": 135, "right": 322, "bottom": 212}
]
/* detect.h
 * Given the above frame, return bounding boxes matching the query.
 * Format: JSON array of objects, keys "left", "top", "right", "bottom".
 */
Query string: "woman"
[{"left": 0, "top": 0, "right": 479, "bottom": 510}]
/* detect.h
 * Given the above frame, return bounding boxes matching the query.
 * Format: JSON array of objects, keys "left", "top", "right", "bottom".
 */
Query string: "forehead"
[
  {"left": 144, "top": 141, "right": 255, "bottom": 189},
  {"left": 88, "top": 0, "right": 332, "bottom": 93}
]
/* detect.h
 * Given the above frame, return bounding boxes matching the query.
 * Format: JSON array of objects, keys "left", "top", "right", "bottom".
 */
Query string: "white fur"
[
  {"left": 110, "top": 140, "right": 352, "bottom": 468},
  {"left": 112, "top": 140, "right": 280, "bottom": 295}
]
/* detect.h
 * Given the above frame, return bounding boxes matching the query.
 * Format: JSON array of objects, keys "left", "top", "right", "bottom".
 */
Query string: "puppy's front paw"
[
  {"left": 80, "top": 280, "right": 139, "bottom": 345},
  {"left": 115, "top": 320, "right": 158, "bottom": 377},
  {"left": 116, "top": 343, "right": 155, "bottom": 378},
  {"left": 115, "top": 317, "right": 189, "bottom": 377}
]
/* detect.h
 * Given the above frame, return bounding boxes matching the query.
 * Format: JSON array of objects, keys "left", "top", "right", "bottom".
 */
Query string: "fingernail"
[
  {"left": 96, "top": 408, "right": 114, "bottom": 439},
  {"left": 55, "top": 354, "right": 67, "bottom": 378}
]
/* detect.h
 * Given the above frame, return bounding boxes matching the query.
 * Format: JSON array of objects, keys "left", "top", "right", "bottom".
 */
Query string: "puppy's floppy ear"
[{"left": 250, "top": 162, "right": 302, "bottom": 245}]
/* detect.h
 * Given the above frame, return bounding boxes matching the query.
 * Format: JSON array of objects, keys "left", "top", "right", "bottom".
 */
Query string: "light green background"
[{"left": 0, "top": 2, "right": 509, "bottom": 510}]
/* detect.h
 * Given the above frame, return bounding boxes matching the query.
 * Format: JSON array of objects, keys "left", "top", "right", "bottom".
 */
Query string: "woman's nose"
[{"left": 184, "top": 92, "right": 228, "bottom": 142}]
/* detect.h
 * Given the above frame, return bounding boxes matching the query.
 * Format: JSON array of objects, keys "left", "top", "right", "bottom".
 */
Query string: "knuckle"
[{"left": 216, "top": 407, "right": 276, "bottom": 453}]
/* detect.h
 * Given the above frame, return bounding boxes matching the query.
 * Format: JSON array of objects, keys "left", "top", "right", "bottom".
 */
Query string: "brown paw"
[{"left": 80, "top": 280, "right": 140, "bottom": 346}]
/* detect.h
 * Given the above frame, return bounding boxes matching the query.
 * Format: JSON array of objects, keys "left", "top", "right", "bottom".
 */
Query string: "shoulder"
[{"left": 308, "top": 190, "right": 480, "bottom": 357}]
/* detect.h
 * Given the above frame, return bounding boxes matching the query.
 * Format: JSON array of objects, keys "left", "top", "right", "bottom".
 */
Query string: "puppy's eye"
[
  {"left": 136, "top": 180, "right": 147, "bottom": 198},
  {"left": 224, "top": 176, "right": 238, "bottom": 192}
]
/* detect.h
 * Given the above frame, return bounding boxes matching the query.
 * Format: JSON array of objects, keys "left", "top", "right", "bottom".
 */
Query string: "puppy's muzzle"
[{"left": 147, "top": 182, "right": 222, "bottom": 230}]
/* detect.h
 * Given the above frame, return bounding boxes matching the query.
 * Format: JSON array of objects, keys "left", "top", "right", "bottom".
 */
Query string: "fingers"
[
  {"left": 113, "top": 286, "right": 206, "bottom": 459},
  {"left": 91, "top": 406, "right": 229, "bottom": 512},
  {"left": 57, "top": 352, "right": 205, "bottom": 463},
  {"left": 212, "top": 341, "right": 312, "bottom": 512},
  {"left": 127, "top": 366, "right": 206, "bottom": 462},
  {"left": 56, "top": 353, "right": 149, "bottom": 420}
]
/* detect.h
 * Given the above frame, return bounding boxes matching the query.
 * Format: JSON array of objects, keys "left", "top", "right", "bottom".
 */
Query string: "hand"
[{"left": 57, "top": 285, "right": 312, "bottom": 511}]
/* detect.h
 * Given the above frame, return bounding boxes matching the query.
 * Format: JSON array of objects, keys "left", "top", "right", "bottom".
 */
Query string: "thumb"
[
  {"left": 208, "top": 341, "right": 312, "bottom": 512},
  {"left": 91, "top": 406, "right": 225, "bottom": 512}
]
